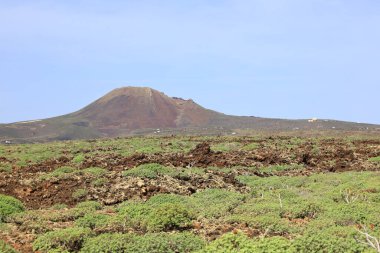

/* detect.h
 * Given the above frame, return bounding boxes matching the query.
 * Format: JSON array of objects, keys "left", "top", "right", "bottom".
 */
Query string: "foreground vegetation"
[{"left": 0, "top": 135, "right": 379, "bottom": 252}]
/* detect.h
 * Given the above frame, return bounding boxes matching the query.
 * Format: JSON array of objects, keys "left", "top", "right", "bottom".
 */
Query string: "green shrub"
[
  {"left": 0, "top": 240, "right": 18, "bottom": 253},
  {"left": 75, "top": 201, "right": 102, "bottom": 211},
  {"left": 40, "top": 166, "right": 77, "bottom": 180},
  {"left": 259, "top": 164, "right": 304, "bottom": 174},
  {"left": 146, "top": 203, "right": 194, "bottom": 232},
  {"left": 118, "top": 202, "right": 150, "bottom": 230},
  {"left": 0, "top": 194, "right": 24, "bottom": 222},
  {"left": 242, "top": 143, "right": 259, "bottom": 151},
  {"left": 119, "top": 201, "right": 193, "bottom": 232},
  {"left": 91, "top": 178, "right": 107, "bottom": 187},
  {"left": 123, "top": 163, "right": 176, "bottom": 179},
  {"left": 237, "top": 175, "right": 305, "bottom": 191},
  {"left": 145, "top": 194, "right": 188, "bottom": 206},
  {"left": 73, "top": 154, "right": 85, "bottom": 163},
  {"left": 198, "top": 232, "right": 256, "bottom": 253},
  {"left": 75, "top": 213, "right": 111, "bottom": 230},
  {"left": 199, "top": 233, "right": 292, "bottom": 253},
  {"left": 33, "top": 227, "right": 93, "bottom": 252},
  {"left": 253, "top": 236, "right": 293, "bottom": 253},
  {"left": 211, "top": 142, "right": 241, "bottom": 152},
  {"left": 66, "top": 201, "right": 102, "bottom": 219},
  {"left": 190, "top": 189, "right": 246, "bottom": 219},
  {"left": 0, "top": 163, "right": 12, "bottom": 173},
  {"left": 50, "top": 203, "right": 68, "bottom": 210},
  {"left": 368, "top": 156, "right": 380, "bottom": 163},
  {"left": 293, "top": 227, "right": 367, "bottom": 253},
  {"left": 205, "top": 167, "right": 233, "bottom": 174},
  {"left": 135, "top": 146, "right": 162, "bottom": 154},
  {"left": 82, "top": 167, "right": 106, "bottom": 176},
  {"left": 80, "top": 233, "right": 135, "bottom": 253},
  {"left": 9, "top": 201, "right": 103, "bottom": 231},
  {"left": 72, "top": 189, "right": 88, "bottom": 200},
  {"left": 281, "top": 202, "right": 322, "bottom": 220},
  {"left": 80, "top": 232, "right": 205, "bottom": 253},
  {"left": 324, "top": 203, "right": 380, "bottom": 226}
]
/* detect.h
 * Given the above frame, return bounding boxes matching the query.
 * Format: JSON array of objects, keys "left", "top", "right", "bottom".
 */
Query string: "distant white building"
[{"left": 308, "top": 118, "right": 318, "bottom": 123}]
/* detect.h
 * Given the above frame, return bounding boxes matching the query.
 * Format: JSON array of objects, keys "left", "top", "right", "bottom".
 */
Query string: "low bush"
[
  {"left": 292, "top": 227, "right": 367, "bottom": 253},
  {"left": 252, "top": 236, "right": 293, "bottom": 253},
  {"left": 146, "top": 203, "right": 194, "bottom": 232},
  {"left": 190, "top": 189, "right": 246, "bottom": 219},
  {"left": 211, "top": 142, "right": 241, "bottom": 152},
  {"left": 80, "top": 232, "right": 205, "bottom": 253},
  {"left": 50, "top": 203, "right": 68, "bottom": 210},
  {"left": 368, "top": 156, "right": 380, "bottom": 163},
  {"left": 0, "top": 194, "right": 24, "bottom": 222},
  {"left": 242, "top": 143, "right": 259, "bottom": 151},
  {"left": 119, "top": 201, "right": 194, "bottom": 232},
  {"left": 281, "top": 202, "right": 322, "bottom": 220},
  {"left": 146, "top": 194, "right": 187, "bottom": 206},
  {"left": 118, "top": 202, "right": 150, "bottom": 231},
  {"left": 259, "top": 164, "right": 304, "bottom": 174},
  {"left": 33, "top": 227, "right": 93, "bottom": 252},
  {"left": 197, "top": 232, "right": 256, "bottom": 253},
  {"left": 324, "top": 203, "right": 380, "bottom": 226},
  {"left": 123, "top": 163, "right": 176, "bottom": 179},
  {"left": 201, "top": 234, "right": 292, "bottom": 253},
  {"left": 73, "top": 154, "right": 85, "bottom": 163},
  {"left": 0, "top": 163, "right": 12, "bottom": 173},
  {"left": 75, "top": 201, "right": 102, "bottom": 211},
  {"left": 91, "top": 178, "right": 107, "bottom": 187},
  {"left": 0, "top": 240, "right": 18, "bottom": 253},
  {"left": 40, "top": 166, "right": 78, "bottom": 180},
  {"left": 65, "top": 201, "right": 103, "bottom": 220},
  {"left": 75, "top": 213, "right": 111, "bottom": 230},
  {"left": 82, "top": 167, "right": 106, "bottom": 176},
  {"left": 72, "top": 189, "right": 88, "bottom": 200}
]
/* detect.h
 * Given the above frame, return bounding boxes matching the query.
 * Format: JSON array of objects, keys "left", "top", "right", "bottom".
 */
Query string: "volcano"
[
  {"left": 0, "top": 87, "right": 378, "bottom": 142},
  {"left": 72, "top": 87, "right": 223, "bottom": 130}
]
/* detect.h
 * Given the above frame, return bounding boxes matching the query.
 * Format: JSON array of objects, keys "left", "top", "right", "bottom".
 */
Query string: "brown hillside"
[
  {"left": 0, "top": 86, "right": 379, "bottom": 142},
  {"left": 72, "top": 87, "right": 220, "bottom": 130}
]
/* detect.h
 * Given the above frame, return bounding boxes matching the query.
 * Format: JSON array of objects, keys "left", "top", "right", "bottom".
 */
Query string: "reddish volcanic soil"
[{"left": 1, "top": 137, "right": 379, "bottom": 209}]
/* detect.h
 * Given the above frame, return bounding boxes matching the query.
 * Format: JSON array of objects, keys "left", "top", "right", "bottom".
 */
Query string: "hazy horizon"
[{"left": 1, "top": 1, "right": 379, "bottom": 124}]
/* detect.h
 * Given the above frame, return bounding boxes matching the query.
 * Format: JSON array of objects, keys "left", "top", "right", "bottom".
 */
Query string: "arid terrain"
[
  {"left": 0, "top": 135, "right": 380, "bottom": 252},
  {"left": 1, "top": 87, "right": 379, "bottom": 143}
]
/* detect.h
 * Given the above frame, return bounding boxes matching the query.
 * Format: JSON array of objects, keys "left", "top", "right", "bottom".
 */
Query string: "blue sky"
[{"left": 0, "top": 0, "right": 379, "bottom": 124}]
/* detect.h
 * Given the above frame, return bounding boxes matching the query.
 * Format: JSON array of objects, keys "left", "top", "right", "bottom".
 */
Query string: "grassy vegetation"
[
  {"left": 72, "top": 189, "right": 88, "bottom": 200},
  {"left": 368, "top": 156, "right": 380, "bottom": 163},
  {"left": 80, "top": 232, "right": 205, "bottom": 253},
  {"left": 123, "top": 163, "right": 177, "bottom": 179},
  {"left": 211, "top": 142, "right": 241, "bottom": 152},
  {"left": 0, "top": 136, "right": 379, "bottom": 252},
  {"left": 118, "top": 201, "right": 194, "bottom": 232},
  {"left": 82, "top": 167, "right": 106, "bottom": 176},
  {"left": 0, "top": 194, "right": 24, "bottom": 222},
  {"left": 40, "top": 166, "right": 78, "bottom": 180},
  {"left": 0, "top": 240, "right": 18, "bottom": 253},
  {"left": 72, "top": 154, "right": 85, "bottom": 163},
  {"left": 258, "top": 164, "right": 304, "bottom": 173},
  {"left": 33, "top": 227, "right": 93, "bottom": 252},
  {"left": 0, "top": 162, "right": 12, "bottom": 173},
  {"left": 198, "top": 232, "right": 292, "bottom": 253}
]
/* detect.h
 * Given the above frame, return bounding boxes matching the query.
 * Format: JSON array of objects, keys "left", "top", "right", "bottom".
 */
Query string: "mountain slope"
[{"left": 0, "top": 87, "right": 379, "bottom": 142}]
